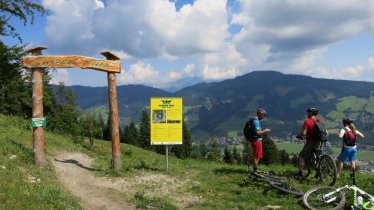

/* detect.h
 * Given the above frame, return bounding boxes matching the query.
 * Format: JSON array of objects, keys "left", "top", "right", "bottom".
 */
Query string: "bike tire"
[
  {"left": 268, "top": 181, "right": 304, "bottom": 196},
  {"left": 257, "top": 171, "right": 288, "bottom": 183},
  {"left": 303, "top": 186, "right": 345, "bottom": 210},
  {"left": 319, "top": 154, "right": 337, "bottom": 186}
]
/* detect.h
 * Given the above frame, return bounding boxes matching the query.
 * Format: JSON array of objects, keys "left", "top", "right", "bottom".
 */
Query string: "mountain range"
[{"left": 69, "top": 71, "right": 374, "bottom": 144}]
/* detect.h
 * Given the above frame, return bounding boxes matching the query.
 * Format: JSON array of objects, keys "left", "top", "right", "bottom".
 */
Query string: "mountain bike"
[
  {"left": 303, "top": 170, "right": 374, "bottom": 210},
  {"left": 244, "top": 170, "right": 304, "bottom": 196},
  {"left": 297, "top": 135, "right": 337, "bottom": 186}
]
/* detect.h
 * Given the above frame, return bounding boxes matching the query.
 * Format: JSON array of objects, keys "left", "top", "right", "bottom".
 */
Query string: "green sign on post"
[{"left": 32, "top": 117, "right": 47, "bottom": 128}]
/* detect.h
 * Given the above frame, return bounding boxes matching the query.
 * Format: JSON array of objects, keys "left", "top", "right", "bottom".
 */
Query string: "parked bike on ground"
[
  {"left": 303, "top": 170, "right": 374, "bottom": 210},
  {"left": 244, "top": 170, "right": 304, "bottom": 196}
]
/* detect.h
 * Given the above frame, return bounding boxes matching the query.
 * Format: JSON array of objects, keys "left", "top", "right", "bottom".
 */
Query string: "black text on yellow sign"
[{"left": 150, "top": 98, "right": 183, "bottom": 145}]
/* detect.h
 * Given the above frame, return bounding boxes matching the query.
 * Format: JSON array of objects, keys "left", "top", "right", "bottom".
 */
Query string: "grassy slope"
[
  {"left": 1, "top": 114, "right": 374, "bottom": 210},
  {"left": 0, "top": 114, "right": 83, "bottom": 210}
]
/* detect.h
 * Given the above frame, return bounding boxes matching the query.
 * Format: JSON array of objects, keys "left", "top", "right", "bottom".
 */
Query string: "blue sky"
[{"left": 3, "top": 0, "right": 374, "bottom": 89}]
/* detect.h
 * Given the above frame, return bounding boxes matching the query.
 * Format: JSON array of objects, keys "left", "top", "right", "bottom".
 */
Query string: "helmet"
[
  {"left": 257, "top": 108, "right": 267, "bottom": 116},
  {"left": 342, "top": 118, "right": 353, "bottom": 125},
  {"left": 306, "top": 108, "right": 319, "bottom": 115}
]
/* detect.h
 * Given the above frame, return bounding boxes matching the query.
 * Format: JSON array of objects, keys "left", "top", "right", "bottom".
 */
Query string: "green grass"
[
  {"left": 276, "top": 143, "right": 304, "bottom": 155},
  {"left": 1, "top": 113, "right": 374, "bottom": 210}
]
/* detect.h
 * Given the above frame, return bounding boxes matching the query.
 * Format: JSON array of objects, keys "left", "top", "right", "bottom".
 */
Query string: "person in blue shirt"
[{"left": 250, "top": 108, "right": 271, "bottom": 172}]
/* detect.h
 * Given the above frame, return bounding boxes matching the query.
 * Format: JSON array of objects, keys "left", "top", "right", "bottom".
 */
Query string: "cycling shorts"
[
  {"left": 251, "top": 140, "right": 263, "bottom": 158},
  {"left": 299, "top": 141, "right": 320, "bottom": 160},
  {"left": 339, "top": 146, "right": 357, "bottom": 162}
]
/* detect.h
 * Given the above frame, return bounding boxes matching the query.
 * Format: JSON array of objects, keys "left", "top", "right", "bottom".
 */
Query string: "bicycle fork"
[{"left": 320, "top": 185, "right": 350, "bottom": 204}]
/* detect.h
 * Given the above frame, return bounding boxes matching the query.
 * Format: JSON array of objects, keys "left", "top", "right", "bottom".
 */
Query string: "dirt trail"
[
  {"left": 52, "top": 152, "right": 200, "bottom": 210},
  {"left": 52, "top": 152, "right": 135, "bottom": 210}
]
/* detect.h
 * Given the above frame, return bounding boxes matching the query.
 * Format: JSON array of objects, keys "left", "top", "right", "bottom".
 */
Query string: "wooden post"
[
  {"left": 101, "top": 51, "right": 121, "bottom": 170},
  {"left": 26, "top": 46, "right": 48, "bottom": 167}
]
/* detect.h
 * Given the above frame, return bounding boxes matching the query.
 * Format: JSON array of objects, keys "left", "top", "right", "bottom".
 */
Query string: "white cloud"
[
  {"left": 40, "top": 0, "right": 374, "bottom": 86},
  {"left": 203, "top": 65, "right": 238, "bottom": 80},
  {"left": 231, "top": 0, "right": 374, "bottom": 75},
  {"left": 43, "top": 0, "right": 228, "bottom": 57},
  {"left": 118, "top": 61, "right": 159, "bottom": 84},
  {"left": 341, "top": 65, "right": 364, "bottom": 75},
  {"left": 50, "top": 69, "right": 70, "bottom": 85},
  {"left": 200, "top": 43, "right": 247, "bottom": 79},
  {"left": 313, "top": 65, "right": 366, "bottom": 81},
  {"left": 369, "top": 57, "right": 374, "bottom": 69},
  {"left": 117, "top": 61, "right": 196, "bottom": 87}
]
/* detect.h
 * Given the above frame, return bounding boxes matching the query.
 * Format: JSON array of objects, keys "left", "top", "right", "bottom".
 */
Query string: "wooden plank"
[{"left": 22, "top": 55, "right": 121, "bottom": 73}]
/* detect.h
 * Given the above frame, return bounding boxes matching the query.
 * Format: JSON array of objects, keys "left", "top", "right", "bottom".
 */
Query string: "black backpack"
[
  {"left": 343, "top": 128, "right": 356, "bottom": 146},
  {"left": 243, "top": 118, "right": 260, "bottom": 141},
  {"left": 311, "top": 120, "right": 327, "bottom": 142}
]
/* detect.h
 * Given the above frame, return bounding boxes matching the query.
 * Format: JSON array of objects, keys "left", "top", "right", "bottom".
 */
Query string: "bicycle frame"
[{"left": 319, "top": 185, "right": 374, "bottom": 209}]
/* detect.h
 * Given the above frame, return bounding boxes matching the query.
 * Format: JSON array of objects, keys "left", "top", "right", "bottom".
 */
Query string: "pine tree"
[
  {"left": 223, "top": 146, "right": 233, "bottom": 164},
  {"left": 171, "top": 120, "right": 192, "bottom": 159},
  {"left": 47, "top": 82, "right": 83, "bottom": 143},
  {"left": 232, "top": 146, "right": 241, "bottom": 165},
  {"left": 261, "top": 135, "right": 280, "bottom": 165},
  {"left": 206, "top": 139, "right": 222, "bottom": 161},
  {"left": 103, "top": 115, "right": 111, "bottom": 141},
  {"left": 122, "top": 120, "right": 138, "bottom": 146},
  {"left": 199, "top": 144, "right": 208, "bottom": 159},
  {"left": 242, "top": 141, "right": 253, "bottom": 167},
  {"left": 81, "top": 110, "right": 102, "bottom": 148},
  {"left": 0, "top": 42, "right": 27, "bottom": 116},
  {"left": 138, "top": 109, "right": 151, "bottom": 149},
  {"left": 96, "top": 112, "right": 105, "bottom": 140},
  {"left": 279, "top": 149, "right": 290, "bottom": 165}
]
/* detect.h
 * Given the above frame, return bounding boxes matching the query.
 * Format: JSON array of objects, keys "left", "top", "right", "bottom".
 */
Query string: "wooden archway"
[{"left": 22, "top": 46, "right": 122, "bottom": 170}]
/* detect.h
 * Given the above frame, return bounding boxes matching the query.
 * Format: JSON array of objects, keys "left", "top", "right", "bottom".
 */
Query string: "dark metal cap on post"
[{"left": 101, "top": 51, "right": 120, "bottom": 61}]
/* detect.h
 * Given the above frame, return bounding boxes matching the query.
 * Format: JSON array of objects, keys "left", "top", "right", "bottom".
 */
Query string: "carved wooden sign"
[{"left": 22, "top": 55, "right": 121, "bottom": 73}]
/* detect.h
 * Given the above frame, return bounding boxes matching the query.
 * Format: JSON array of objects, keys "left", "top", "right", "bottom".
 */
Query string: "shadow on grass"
[
  {"left": 214, "top": 167, "right": 248, "bottom": 175},
  {"left": 54, "top": 158, "right": 101, "bottom": 172},
  {"left": 9, "top": 140, "right": 34, "bottom": 162}
]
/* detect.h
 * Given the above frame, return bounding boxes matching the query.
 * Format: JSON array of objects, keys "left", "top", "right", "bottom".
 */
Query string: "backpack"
[
  {"left": 343, "top": 128, "right": 356, "bottom": 146},
  {"left": 311, "top": 120, "right": 328, "bottom": 142},
  {"left": 243, "top": 118, "right": 260, "bottom": 141}
]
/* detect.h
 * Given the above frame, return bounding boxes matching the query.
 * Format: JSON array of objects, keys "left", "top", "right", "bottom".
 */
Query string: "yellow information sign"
[{"left": 150, "top": 98, "right": 183, "bottom": 145}]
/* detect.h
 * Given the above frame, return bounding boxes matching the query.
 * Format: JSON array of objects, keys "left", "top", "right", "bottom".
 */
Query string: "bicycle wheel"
[
  {"left": 269, "top": 181, "right": 304, "bottom": 196},
  {"left": 256, "top": 171, "right": 288, "bottom": 183},
  {"left": 303, "top": 186, "right": 345, "bottom": 210},
  {"left": 318, "top": 154, "right": 337, "bottom": 186}
]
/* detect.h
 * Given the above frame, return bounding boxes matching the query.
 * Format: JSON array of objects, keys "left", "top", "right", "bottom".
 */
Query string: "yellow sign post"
[{"left": 150, "top": 97, "right": 183, "bottom": 171}]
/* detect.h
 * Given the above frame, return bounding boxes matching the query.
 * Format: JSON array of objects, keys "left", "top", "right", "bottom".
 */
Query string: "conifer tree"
[
  {"left": 122, "top": 120, "right": 138, "bottom": 146},
  {"left": 206, "top": 139, "right": 222, "bottom": 161},
  {"left": 138, "top": 109, "right": 151, "bottom": 149},
  {"left": 171, "top": 120, "right": 192, "bottom": 159},
  {"left": 232, "top": 146, "right": 241, "bottom": 165},
  {"left": 0, "top": 42, "right": 26, "bottom": 116},
  {"left": 242, "top": 141, "right": 253, "bottom": 167},
  {"left": 261, "top": 135, "right": 280, "bottom": 165},
  {"left": 279, "top": 149, "right": 290, "bottom": 165},
  {"left": 223, "top": 146, "right": 233, "bottom": 164}
]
